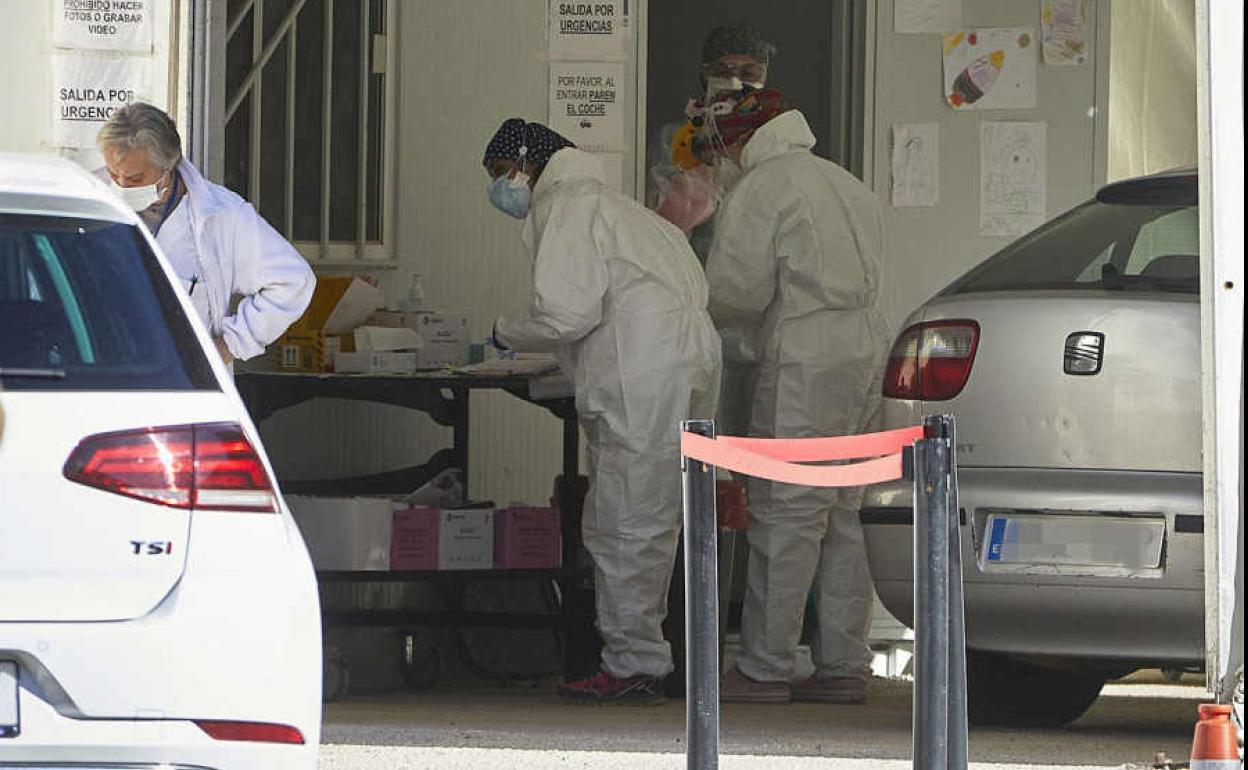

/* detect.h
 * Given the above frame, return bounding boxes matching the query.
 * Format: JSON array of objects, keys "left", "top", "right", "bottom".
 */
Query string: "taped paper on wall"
[
  {"left": 53, "top": 0, "right": 154, "bottom": 52},
  {"left": 1041, "top": 0, "right": 1089, "bottom": 66},
  {"left": 980, "top": 121, "right": 1046, "bottom": 237},
  {"left": 548, "top": 0, "right": 631, "bottom": 60},
  {"left": 549, "top": 61, "right": 625, "bottom": 152},
  {"left": 943, "top": 28, "right": 1037, "bottom": 110},
  {"left": 52, "top": 52, "right": 153, "bottom": 148},
  {"left": 891, "top": 123, "right": 939, "bottom": 207},
  {"left": 895, "top": 0, "right": 961, "bottom": 34}
]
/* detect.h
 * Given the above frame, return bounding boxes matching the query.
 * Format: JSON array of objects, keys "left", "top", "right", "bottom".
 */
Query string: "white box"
[
  {"left": 416, "top": 312, "right": 470, "bottom": 344},
  {"left": 438, "top": 509, "right": 495, "bottom": 570},
  {"left": 353, "top": 325, "right": 423, "bottom": 352},
  {"left": 415, "top": 340, "right": 469, "bottom": 370},
  {"left": 287, "top": 496, "right": 394, "bottom": 571},
  {"left": 335, "top": 350, "right": 419, "bottom": 374}
]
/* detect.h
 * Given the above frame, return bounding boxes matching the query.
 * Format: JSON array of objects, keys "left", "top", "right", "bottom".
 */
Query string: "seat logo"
[{"left": 1064, "top": 332, "right": 1104, "bottom": 375}]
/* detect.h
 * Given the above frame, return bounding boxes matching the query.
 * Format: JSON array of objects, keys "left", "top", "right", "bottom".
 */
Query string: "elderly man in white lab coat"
[
  {"left": 704, "top": 90, "right": 890, "bottom": 705},
  {"left": 483, "top": 118, "right": 722, "bottom": 705},
  {"left": 97, "top": 102, "right": 314, "bottom": 363}
]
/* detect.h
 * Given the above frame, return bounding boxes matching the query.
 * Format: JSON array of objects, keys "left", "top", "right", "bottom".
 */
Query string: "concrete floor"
[{"left": 319, "top": 675, "right": 1211, "bottom": 769}]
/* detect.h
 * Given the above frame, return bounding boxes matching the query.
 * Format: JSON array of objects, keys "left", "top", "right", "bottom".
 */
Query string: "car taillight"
[
  {"left": 63, "top": 422, "right": 277, "bottom": 513},
  {"left": 882, "top": 320, "right": 980, "bottom": 401},
  {"left": 195, "top": 720, "right": 305, "bottom": 744}
]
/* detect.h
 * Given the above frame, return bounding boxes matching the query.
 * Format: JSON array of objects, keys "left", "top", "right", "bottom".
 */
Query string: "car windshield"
[
  {"left": 945, "top": 186, "right": 1200, "bottom": 296},
  {"left": 0, "top": 213, "right": 217, "bottom": 391}
]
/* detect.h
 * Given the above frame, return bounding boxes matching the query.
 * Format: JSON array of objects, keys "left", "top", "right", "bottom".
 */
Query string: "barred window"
[{"left": 224, "top": 0, "right": 393, "bottom": 263}]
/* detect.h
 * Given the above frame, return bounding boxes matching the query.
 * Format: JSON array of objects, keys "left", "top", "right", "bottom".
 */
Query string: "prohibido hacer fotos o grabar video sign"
[{"left": 54, "top": 0, "right": 154, "bottom": 53}]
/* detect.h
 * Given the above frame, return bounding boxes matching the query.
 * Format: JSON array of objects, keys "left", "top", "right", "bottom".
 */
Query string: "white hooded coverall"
[
  {"left": 495, "top": 148, "right": 723, "bottom": 679},
  {"left": 706, "top": 110, "right": 889, "bottom": 682}
]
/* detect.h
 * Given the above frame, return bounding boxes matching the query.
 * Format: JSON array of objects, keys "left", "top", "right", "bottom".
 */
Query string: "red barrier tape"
[
  {"left": 681, "top": 432, "right": 909, "bottom": 488},
  {"left": 718, "top": 425, "right": 924, "bottom": 462}
]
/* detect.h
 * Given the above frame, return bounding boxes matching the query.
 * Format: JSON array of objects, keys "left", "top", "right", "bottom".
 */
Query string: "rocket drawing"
[{"left": 949, "top": 50, "right": 1005, "bottom": 107}]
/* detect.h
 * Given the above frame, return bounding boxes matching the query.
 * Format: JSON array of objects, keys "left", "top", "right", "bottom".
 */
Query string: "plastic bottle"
[{"left": 399, "top": 274, "right": 427, "bottom": 312}]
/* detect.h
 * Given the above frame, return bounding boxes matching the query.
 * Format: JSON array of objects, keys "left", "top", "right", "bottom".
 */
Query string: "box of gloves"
[
  {"left": 494, "top": 506, "right": 561, "bottom": 569},
  {"left": 390, "top": 506, "right": 439, "bottom": 570},
  {"left": 437, "top": 508, "right": 495, "bottom": 570}
]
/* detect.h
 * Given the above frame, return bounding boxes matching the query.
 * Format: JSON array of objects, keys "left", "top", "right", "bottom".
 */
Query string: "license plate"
[
  {"left": 980, "top": 512, "right": 1166, "bottom": 572},
  {"left": 0, "top": 660, "right": 18, "bottom": 738}
]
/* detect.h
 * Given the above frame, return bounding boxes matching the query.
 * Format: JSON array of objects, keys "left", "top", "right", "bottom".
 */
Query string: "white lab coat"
[
  {"left": 706, "top": 110, "right": 890, "bottom": 682},
  {"left": 496, "top": 148, "right": 722, "bottom": 679},
  {"left": 156, "top": 158, "right": 314, "bottom": 360}
]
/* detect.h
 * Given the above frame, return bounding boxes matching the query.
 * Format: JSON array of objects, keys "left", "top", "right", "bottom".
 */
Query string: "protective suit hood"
[
  {"left": 740, "top": 109, "right": 816, "bottom": 171},
  {"left": 532, "top": 147, "right": 605, "bottom": 200}
]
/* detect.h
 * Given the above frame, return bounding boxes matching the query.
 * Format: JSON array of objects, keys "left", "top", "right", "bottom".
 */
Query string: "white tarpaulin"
[
  {"left": 51, "top": 51, "right": 153, "bottom": 149},
  {"left": 52, "top": 0, "right": 154, "bottom": 53},
  {"left": 1195, "top": 0, "right": 1244, "bottom": 706}
]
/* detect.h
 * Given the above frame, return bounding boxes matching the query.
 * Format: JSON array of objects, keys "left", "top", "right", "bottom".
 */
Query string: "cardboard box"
[
  {"left": 391, "top": 507, "right": 439, "bottom": 570},
  {"left": 369, "top": 310, "right": 470, "bottom": 370},
  {"left": 438, "top": 509, "right": 495, "bottom": 570},
  {"left": 415, "top": 341, "right": 469, "bottom": 370},
  {"left": 335, "top": 350, "right": 419, "bottom": 374},
  {"left": 287, "top": 496, "right": 394, "bottom": 571},
  {"left": 353, "top": 325, "right": 423, "bottom": 353},
  {"left": 494, "top": 506, "right": 561, "bottom": 569},
  {"left": 275, "top": 276, "right": 383, "bottom": 371}
]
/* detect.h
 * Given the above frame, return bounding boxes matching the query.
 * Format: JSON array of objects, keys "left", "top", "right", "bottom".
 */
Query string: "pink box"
[
  {"left": 494, "top": 506, "right": 562, "bottom": 569},
  {"left": 391, "top": 507, "right": 439, "bottom": 570}
]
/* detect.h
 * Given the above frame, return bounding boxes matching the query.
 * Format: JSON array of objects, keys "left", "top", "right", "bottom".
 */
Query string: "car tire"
[{"left": 966, "top": 651, "right": 1105, "bottom": 727}]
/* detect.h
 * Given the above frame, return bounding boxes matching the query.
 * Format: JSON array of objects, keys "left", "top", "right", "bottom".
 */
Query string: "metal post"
[
  {"left": 681, "top": 419, "right": 719, "bottom": 770},
  {"left": 913, "top": 432, "right": 950, "bottom": 769},
  {"left": 935, "top": 415, "right": 969, "bottom": 770}
]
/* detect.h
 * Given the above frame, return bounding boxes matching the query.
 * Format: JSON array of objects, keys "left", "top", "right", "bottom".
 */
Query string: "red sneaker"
[{"left": 557, "top": 671, "right": 666, "bottom": 705}]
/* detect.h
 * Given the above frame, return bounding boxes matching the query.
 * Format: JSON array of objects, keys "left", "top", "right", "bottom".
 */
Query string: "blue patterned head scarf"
[{"left": 483, "top": 118, "right": 575, "bottom": 169}]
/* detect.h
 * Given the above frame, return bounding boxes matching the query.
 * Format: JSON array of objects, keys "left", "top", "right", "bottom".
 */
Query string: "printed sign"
[
  {"left": 53, "top": 0, "right": 154, "bottom": 53},
  {"left": 548, "top": 61, "right": 625, "bottom": 152},
  {"left": 52, "top": 52, "right": 153, "bottom": 148},
  {"left": 548, "top": 0, "right": 630, "bottom": 60}
]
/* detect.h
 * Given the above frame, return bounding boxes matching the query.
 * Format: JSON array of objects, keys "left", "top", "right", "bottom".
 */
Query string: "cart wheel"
[
  {"left": 401, "top": 633, "right": 442, "bottom": 691},
  {"left": 322, "top": 646, "right": 351, "bottom": 703}
]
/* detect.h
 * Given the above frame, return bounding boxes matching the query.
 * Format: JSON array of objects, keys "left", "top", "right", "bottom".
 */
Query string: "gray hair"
[{"left": 97, "top": 102, "right": 183, "bottom": 171}]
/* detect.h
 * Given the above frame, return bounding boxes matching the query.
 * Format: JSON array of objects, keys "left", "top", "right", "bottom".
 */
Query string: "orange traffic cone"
[{"left": 1190, "top": 703, "right": 1241, "bottom": 769}]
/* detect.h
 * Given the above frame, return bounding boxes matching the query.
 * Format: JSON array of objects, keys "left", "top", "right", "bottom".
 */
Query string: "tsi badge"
[{"left": 131, "top": 540, "right": 174, "bottom": 556}]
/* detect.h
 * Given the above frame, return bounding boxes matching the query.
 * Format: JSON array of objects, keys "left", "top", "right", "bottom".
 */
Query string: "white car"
[{"left": 0, "top": 153, "right": 321, "bottom": 769}]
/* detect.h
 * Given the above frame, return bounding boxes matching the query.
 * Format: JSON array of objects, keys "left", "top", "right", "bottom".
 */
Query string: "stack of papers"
[{"left": 454, "top": 356, "right": 559, "bottom": 377}]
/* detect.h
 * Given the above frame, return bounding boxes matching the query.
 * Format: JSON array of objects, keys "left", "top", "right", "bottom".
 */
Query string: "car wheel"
[{"left": 966, "top": 651, "right": 1105, "bottom": 727}]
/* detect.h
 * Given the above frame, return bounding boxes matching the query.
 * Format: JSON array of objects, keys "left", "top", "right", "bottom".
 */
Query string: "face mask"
[
  {"left": 113, "top": 180, "right": 162, "bottom": 211},
  {"left": 487, "top": 168, "right": 531, "bottom": 219},
  {"left": 705, "top": 76, "right": 765, "bottom": 101}
]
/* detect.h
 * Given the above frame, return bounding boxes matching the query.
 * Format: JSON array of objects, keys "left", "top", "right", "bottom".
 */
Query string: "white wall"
[
  {"left": 1108, "top": 0, "right": 1197, "bottom": 181},
  {"left": 867, "top": 0, "right": 1109, "bottom": 328},
  {"left": 260, "top": 0, "right": 645, "bottom": 506},
  {"left": 0, "top": 1, "right": 178, "bottom": 165}
]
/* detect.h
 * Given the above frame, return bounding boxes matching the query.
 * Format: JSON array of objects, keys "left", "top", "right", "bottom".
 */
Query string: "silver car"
[{"left": 862, "top": 169, "right": 1202, "bottom": 726}]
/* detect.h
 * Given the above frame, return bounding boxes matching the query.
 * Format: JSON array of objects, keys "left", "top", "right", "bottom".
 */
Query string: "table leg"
[{"left": 451, "top": 386, "right": 470, "bottom": 499}]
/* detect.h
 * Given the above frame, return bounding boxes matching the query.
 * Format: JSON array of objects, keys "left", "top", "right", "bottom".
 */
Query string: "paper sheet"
[
  {"left": 980, "top": 122, "right": 1047, "bottom": 237},
  {"left": 891, "top": 123, "right": 940, "bottom": 207},
  {"left": 943, "top": 28, "right": 1037, "bottom": 110},
  {"left": 53, "top": 0, "right": 155, "bottom": 52},
  {"left": 51, "top": 52, "right": 153, "bottom": 148},
  {"left": 548, "top": 0, "right": 631, "bottom": 60},
  {"left": 549, "top": 61, "right": 626, "bottom": 152},
  {"left": 895, "top": 0, "right": 962, "bottom": 34},
  {"left": 1041, "top": 0, "right": 1089, "bottom": 66}
]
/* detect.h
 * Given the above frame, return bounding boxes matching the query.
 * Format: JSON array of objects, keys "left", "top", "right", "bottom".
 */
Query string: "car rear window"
[
  {"left": 0, "top": 213, "right": 217, "bottom": 391},
  {"left": 945, "top": 181, "right": 1200, "bottom": 296}
]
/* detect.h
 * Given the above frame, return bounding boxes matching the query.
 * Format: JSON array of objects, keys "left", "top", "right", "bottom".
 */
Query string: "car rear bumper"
[
  {"left": 861, "top": 466, "right": 1204, "bottom": 666},
  {"left": 0, "top": 682, "right": 313, "bottom": 770}
]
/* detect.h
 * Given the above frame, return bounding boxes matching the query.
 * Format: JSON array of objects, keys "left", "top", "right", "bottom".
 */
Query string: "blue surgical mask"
[{"left": 487, "top": 169, "right": 531, "bottom": 219}]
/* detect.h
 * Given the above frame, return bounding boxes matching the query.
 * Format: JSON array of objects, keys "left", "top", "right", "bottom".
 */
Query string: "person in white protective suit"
[
  {"left": 482, "top": 118, "right": 722, "bottom": 705},
  {"left": 703, "top": 90, "right": 890, "bottom": 705},
  {"left": 97, "top": 102, "right": 314, "bottom": 364}
]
